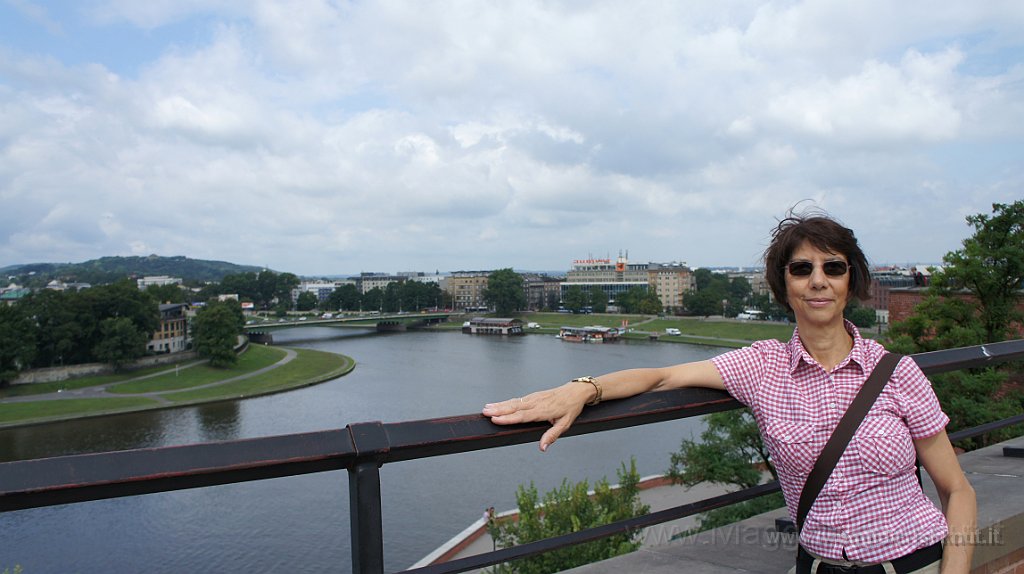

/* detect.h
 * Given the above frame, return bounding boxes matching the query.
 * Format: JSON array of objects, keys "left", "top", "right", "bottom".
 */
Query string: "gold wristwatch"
[{"left": 571, "top": 376, "right": 602, "bottom": 406}]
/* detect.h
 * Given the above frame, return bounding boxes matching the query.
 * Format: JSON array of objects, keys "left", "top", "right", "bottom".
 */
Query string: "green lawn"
[
  {"left": 0, "top": 363, "right": 188, "bottom": 399},
  {"left": 0, "top": 347, "right": 354, "bottom": 428},
  {"left": 163, "top": 348, "right": 351, "bottom": 403},
  {"left": 0, "top": 397, "right": 162, "bottom": 424},
  {"left": 642, "top": 318, "right": 795, "bottom": 342},
  {"left": 107, "top": 346, "right": 287, "bottom": 394}
]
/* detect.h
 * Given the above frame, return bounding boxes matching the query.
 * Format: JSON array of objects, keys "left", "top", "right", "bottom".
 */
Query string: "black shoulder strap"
[{"left": 796, "top": 352, "right": 903, "bottom": 532}]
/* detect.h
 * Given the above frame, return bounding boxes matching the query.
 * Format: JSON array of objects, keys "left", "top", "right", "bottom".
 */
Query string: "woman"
[{"left": 482, "top": 214, "right": 976, "bottom": 574}]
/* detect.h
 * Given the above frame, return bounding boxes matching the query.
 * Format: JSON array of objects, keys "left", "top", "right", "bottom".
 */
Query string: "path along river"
[{"left": 0, "top": 327, "right": 729, "bottom": 573}]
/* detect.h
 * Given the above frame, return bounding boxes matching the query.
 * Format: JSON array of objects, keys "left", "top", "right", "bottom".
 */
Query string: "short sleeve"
[
  {"left": 893, "top": 356, "right": 950, "bottom": 439},
  {"left": 711, "top": 344, "right": 770, "bottom": 408}
]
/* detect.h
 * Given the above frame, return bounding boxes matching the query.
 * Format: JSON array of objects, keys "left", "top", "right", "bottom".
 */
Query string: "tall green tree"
[
  {"left": 0, "top": 305, "right": 37, "bottom": 386},
  {"left": 192, "top": 301, "right": 243, "bottom": 367},
  {"left": 295, "top": 291, "right": 319, "bottom": 312},
  {"left": 328, "top": 284, "right": 362, "bottom": 311},
  {"left": 886, "top": 201, "right": 1024, "bottom": 448},
  {"left": 487, "top": 459, "right": 650, "bottom": 574},
  {"left": 146, "top": 283, "right": 188, "bottom": 304},
  {"left": 934, "top": 200, "right": 1024, "bottom": 343},
  {"left": 667, "top": 410, "right": 785, "bottom": 531},
  {"left": 483, "top": 269, "right": 526, "bottom": 316},
  {"left": 588, "top": 286, "right": 608, "bottom": 313},
  {"left": 92, "top": 316, "right": 149, "bottom": 371},
  {"left": 562, "top": 285, "right": 587, "bottom": 313}
]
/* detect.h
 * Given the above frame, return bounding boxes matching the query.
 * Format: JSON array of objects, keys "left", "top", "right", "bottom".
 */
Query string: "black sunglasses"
[{"left": 786, "top": 260, "right": 849, "bottom": 277}]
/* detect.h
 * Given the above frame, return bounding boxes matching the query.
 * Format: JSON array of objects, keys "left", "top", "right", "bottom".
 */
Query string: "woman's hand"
[{"left": 482, "top": 382, "right": 594, "bottom": 452}]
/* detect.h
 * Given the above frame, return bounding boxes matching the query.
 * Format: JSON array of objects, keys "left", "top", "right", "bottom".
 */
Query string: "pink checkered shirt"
[{"left": 711, "top": 321, "right": 949, "bottom": 563}]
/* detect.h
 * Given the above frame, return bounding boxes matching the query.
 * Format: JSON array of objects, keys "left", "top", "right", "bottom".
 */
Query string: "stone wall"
[{"left": 12, "top": 351, "right": 199, "bottom": 385}]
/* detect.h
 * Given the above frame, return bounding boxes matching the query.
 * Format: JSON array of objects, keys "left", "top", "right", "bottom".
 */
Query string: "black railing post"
[
  {"left": 348, "top": 422, "right": 391, "bottom": 574},
  {"left": 350, "top": 462, "right": 384, "bottom": 574}
]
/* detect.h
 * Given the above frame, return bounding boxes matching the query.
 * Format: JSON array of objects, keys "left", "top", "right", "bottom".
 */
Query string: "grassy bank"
[{"left": 0, "top": 346, "right": 353, "bottom": 428}]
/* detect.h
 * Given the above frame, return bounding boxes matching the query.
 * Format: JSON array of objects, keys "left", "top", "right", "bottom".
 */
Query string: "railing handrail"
[{"left": 2, "top": 339, "right": 1023, "bottom": 573}]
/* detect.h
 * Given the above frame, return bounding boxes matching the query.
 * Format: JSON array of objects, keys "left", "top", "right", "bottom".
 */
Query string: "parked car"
[{"left": 665, "top": 328, "right": 681, "bottom": 336}]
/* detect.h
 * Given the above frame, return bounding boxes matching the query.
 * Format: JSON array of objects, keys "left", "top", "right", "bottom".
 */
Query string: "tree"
[
  {"left": 483, "top": 269, "right": 526, "bottom": 316},
  {"left": 328, "top": 284, "right": 362, "bottom": 311},
  {"left": 843, "top": 302, "right": 876, "bottom": 329},
  {"left": 92, "top": 317, "right": 149, "bottom": 371},
  {"left": 487, "top": 459, "right": 650, "bottom": 574},
  {"left": 562, "top": 285, "right": 586, "bottom": 313},
  {"left": 588, "top": 286, "right": 608, "bottom": 313},
  {"left": 0, "top": 305, "right": 36, "bottom": 386},
  {"left": 885, "top": 201, "right": 1024, "bottom": 449},
  {"left": 935, "top": 200, "right": 1024, "bottom": 343},
  {"left": 667, "top": 410, "right": 784, "bottom": 531},
  {"left": 192, "top": 301, "right": 242, "bottom": 367},
  {"left": 616, "top": 286, "right": 661, "bottom": 314},
  {"left": 296, "top": 291, "right": 319, "bottom": 312},
  {"left": 362, "top": 287, "right": 384, "bottom": 313},
  {"left": 146, "top": 283, "right": 188, "bottom": 304}
]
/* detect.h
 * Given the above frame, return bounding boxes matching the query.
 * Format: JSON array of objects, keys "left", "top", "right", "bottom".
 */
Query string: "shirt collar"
[{"left": 788, "top": 320, "right": 867, "bottom": 374}]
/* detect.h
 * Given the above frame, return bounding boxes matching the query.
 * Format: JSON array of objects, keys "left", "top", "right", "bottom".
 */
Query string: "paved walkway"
[{"left": 0, "top": 348, "right": 298, "bottom": 406}]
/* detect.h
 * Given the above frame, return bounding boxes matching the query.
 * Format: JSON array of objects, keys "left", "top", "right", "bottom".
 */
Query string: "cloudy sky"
[{"left": 1, "top": 1, "right": 1022, "bottom": 276}]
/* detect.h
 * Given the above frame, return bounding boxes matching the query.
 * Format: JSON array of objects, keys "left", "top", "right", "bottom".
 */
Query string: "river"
[{"left": 0, "top": 328, "right": 728, "bottom": 573}]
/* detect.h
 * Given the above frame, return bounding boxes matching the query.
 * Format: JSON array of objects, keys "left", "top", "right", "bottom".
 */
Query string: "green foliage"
[
  {"left": 92, "top": 316, "right": 149, "bottom": 370},
  {"left": 362, "top": 287, "right": 384, "bottom": 312},
  {"left": 327, "top": 284, "right": 359, "bottom": 311},
  {"left": 669, "top": 410, "right": 773, "bottom": 489},
  {"left": 2, "top": 255, "right": 262, "bottom": 288},
  {"left": 884, "top": 201, "right": 1024, "bottom": 450},
  {"left": 667, "top": 409, "right": 783, "bottom": 531},
  {"left": 484, "top": 269, "right": 527, "bottom": 316},
  {"left": 295, "top": 291, "right": 319, "bottom": 311},
  {"left": 843, "top": 302, "right": 876, "bottom": 328},
  {"left": 588, "top": 286, "right": 608, "bottom": 313},
  {"left": 684, "top": 271, "right": 751, "bottom": 317},
  {"left": 18, "top": 280, "right": 159, "bottom": 368},
  {"left": 930, "top": 369, "right": 1024, "bottom": 450},
  {"left": 216, "top": 270, "right": 299, "bottom": 310},
  {"left": 2, "top": 564, "right": 23, "bottom": 574},
  {"left": 617, "top": 286, "right": 661, "bottom": 314},
  {"left": 0, "top": 305, "right": 36, "bottom": 385},
  {"left": 488, "top": 459, "right": 649, "bottom": 574},
  {"left": 145, "top": 283, "right": 188, "bottom": 304},
  {"left": 192, "top": 301, "right": 242, "bottom": 367},
  {"left": 562, "top": 285, "right": 586, "bottom": 313},
  {"left": 937, "top": 200, "right": 1024, "bottom": 343}
]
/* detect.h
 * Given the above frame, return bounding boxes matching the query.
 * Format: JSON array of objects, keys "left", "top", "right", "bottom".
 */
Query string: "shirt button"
[{"left": 829, "top": 402, "right": 837, "bottom": 409}]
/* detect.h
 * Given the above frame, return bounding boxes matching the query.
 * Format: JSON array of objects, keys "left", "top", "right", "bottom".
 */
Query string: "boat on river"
[{"left": 558, "top": 325, "right": 623, "bottom": 343}]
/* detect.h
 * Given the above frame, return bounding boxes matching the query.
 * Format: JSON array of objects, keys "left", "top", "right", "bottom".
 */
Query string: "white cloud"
[{"left": 0, "top": 1, "right": 1022, "bottom": 273}]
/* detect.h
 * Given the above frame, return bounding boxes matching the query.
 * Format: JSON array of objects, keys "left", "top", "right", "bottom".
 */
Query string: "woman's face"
[{"left": 785, "top": 240, "right": 850, "bottom": 329}]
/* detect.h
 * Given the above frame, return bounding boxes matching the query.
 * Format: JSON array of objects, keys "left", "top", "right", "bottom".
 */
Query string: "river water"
[{"left": 0, "top": 328, "right": 728, "bottom": 573}]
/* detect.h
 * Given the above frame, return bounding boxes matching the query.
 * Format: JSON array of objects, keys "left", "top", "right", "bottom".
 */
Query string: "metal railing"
[{"left": 2, "top": 339, "right": 1023, "bottom": 573}]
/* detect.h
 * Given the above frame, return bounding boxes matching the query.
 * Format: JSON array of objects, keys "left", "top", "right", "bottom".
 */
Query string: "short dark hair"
[{"left": 764, "top": 213, "right": 871, "bottom": 311}]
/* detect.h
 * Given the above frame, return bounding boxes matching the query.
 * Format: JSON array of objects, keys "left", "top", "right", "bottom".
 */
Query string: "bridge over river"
[{"left": 243, "top": 312, "right": 453, "bottom": 342}]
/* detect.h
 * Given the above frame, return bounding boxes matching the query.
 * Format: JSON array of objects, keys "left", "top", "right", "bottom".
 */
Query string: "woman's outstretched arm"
[{"left": 482, "top": 360, "right": 725, "bottom": 451}]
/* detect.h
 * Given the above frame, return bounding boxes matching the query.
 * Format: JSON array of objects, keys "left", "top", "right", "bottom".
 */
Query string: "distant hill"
[{"left": 1, "top": 255, "right": 267, "bottom": 287}]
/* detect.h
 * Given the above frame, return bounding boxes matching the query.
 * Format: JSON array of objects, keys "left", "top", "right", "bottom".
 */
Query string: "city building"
[
  {"left": 647, "top": 263, "right": 694, "bottom": 313},
  {"left": 137, "top": 276, "right": 183, "bottom": 289},
  {"left": 522, "top": 273, "right": 563, "bottom": 311},
  {"left": 445, "top": 271, "right": 492, "bottom": 311},
  {"left": 563, "top": 253, "right": 649, "bottom": 303},
  {"left": 293, "top": 280, "right": 350, "bottom": 303},
  {"left": 353, "top": 273, "right": 405, "bottom": 294},
  {"left": 868, "top": 267, "right": 917, "bottom": 324},
  {"left": 147, "top": 303, "right": 190, "bottom": 354}
]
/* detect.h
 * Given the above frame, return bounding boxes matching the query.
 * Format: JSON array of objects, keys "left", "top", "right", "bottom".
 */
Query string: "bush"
[{"left": 487, "top": 459, "right": 649, "bottom": 574}]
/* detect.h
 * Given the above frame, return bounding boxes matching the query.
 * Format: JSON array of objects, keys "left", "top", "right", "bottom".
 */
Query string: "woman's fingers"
[
  {"left": 540, "top": 413, "right": 577, "bottom": 452},
  {"left": 482, "top": 396, "right": 528, "bottom": 418}
]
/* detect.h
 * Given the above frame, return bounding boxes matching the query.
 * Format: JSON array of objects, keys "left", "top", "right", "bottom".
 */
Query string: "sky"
[{"left": 1, "top": 1, "right": 1023, "bottom": 277}]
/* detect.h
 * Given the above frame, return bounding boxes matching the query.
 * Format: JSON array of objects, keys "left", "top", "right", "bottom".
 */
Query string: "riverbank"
[
  {"left": 0, "top": 345, "right": 355, "bottom": 429},
  {"left": 433, "top": 312, "right": 817, "bottom": 348}
]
